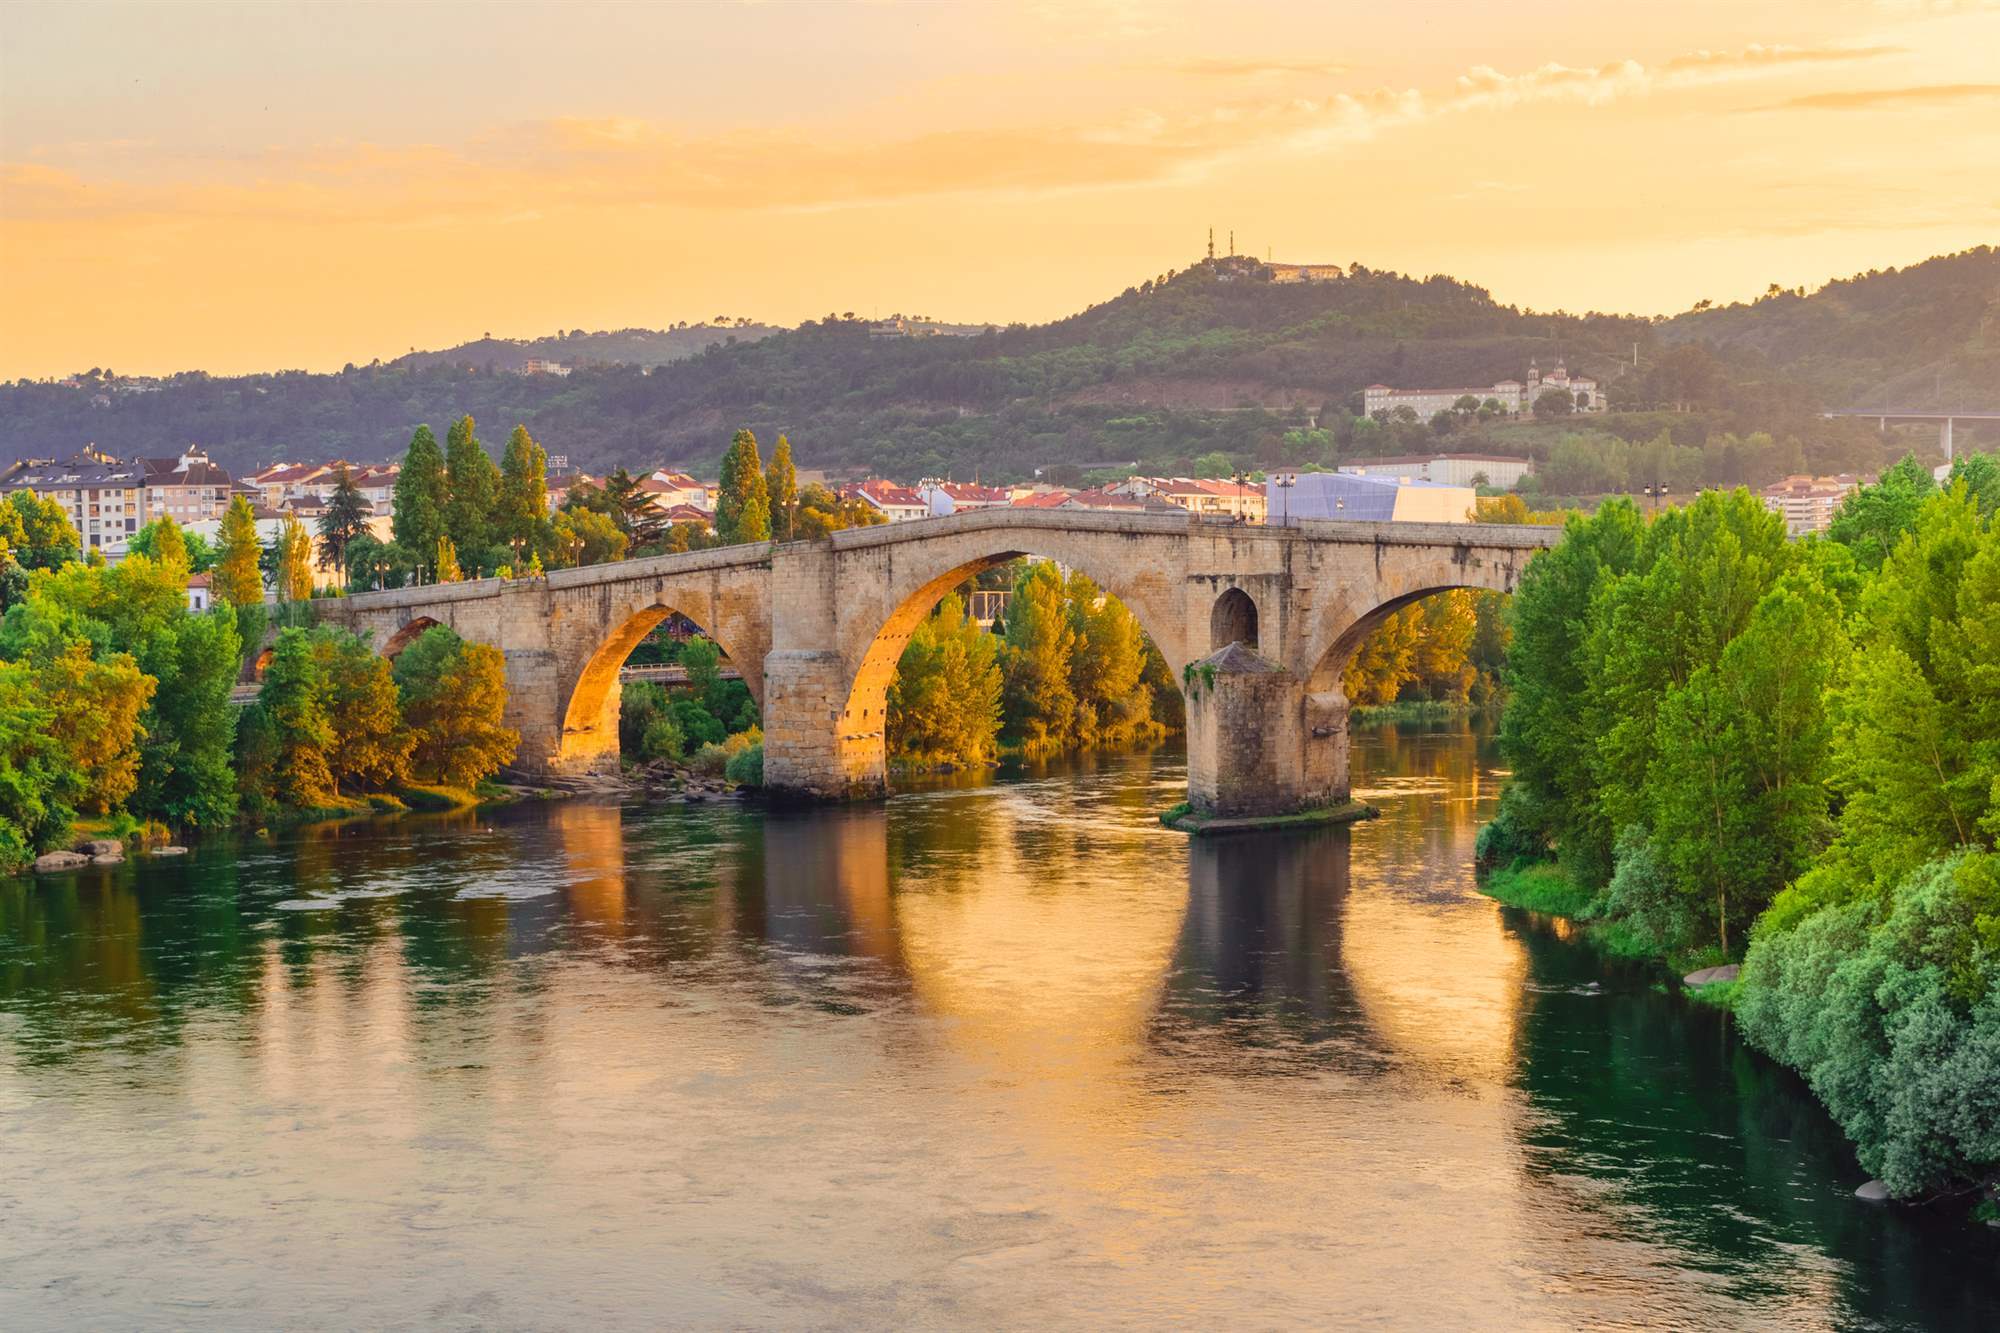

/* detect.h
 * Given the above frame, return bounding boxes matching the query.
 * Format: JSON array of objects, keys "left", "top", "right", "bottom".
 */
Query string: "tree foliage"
[
  {"left": 715, "top": 429, "right": 771, "bottom": 544},
  {"left": 393, "top": 626, "right": 518, "bottom": 788},
  {"left": 392, "top": 423, "right": 447, "bottom": 567}
]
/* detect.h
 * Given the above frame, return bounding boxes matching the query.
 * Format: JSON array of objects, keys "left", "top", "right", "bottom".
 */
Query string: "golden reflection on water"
[{"left": 0, "top": 730, "right": 1932, "bottom": 1328}]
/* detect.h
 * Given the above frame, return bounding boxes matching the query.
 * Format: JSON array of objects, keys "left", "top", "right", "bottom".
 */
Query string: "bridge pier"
[
  {"left": 1184, "top": 643, "right": 1352, "bottom": 818},
  {"left": 761, "top": 649, "right": 888, "bottom": 801}
]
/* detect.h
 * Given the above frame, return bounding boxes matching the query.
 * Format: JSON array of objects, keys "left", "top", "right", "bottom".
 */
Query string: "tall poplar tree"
[
  {"left": 715, "top": 429, "right": 770, "bottom": 544},
  {"left": 392, "top": 424, "right": 447, "bottom": 567},
  {"left": 277, "top": 515, "right": 315, "bottom": 601},
  {"left": 497, "top": 424, "right": 551, "bottom": 555},
  {"left": 766, "top": 434, "right": 798, "bottom": 541},
  {"left": 443, "top": 415, "right": 500, "bottom": 557},
  {"left": 213, "top": 495, "right": 264, "bottom": 608}
]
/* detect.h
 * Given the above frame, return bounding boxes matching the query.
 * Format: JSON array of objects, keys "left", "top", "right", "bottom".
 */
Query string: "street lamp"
[
  {"left": 1276, "top": 472, "right": 1296, "bottom": 527},
  {"left": 1643, "top": 481, "right": 1669, "bottom": 514}
]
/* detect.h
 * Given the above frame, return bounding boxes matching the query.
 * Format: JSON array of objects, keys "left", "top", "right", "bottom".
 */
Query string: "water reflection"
[{"left": 0, "top": 727, "right": 1993, "bottom": 1328}]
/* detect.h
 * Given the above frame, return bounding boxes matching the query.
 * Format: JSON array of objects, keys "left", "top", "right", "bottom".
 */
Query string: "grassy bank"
[
  {"left": 1478, "top": 859, "right": 1728, "bottom": 976},
  {"left": 1349, "top": 699, "right": 1475, "bottom": 725}
]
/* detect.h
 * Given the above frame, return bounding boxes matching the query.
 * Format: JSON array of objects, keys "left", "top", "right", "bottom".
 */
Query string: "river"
[{"left": 1, "top": 722, "right": 1993, "bottom": 1329}]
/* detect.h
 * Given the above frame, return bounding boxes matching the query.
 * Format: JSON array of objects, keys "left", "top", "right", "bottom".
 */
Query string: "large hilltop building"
[{"left": 1364, "top": 359, "right": 1602, "bottom": 419}]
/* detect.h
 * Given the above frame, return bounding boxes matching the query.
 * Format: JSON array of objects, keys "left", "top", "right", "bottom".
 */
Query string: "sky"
[{"left": 2, "top": 0, "right": 1997, "bottom": 377}]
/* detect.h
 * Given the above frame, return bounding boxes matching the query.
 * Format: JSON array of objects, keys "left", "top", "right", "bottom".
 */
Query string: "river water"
[{"left": 1, "top": 722, "right": 1993, "bottom": 1329}]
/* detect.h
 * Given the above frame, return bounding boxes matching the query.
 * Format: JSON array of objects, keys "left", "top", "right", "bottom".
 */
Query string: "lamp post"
[
  {"left": 1643, "top": 481, "right": 1668, "bottom": 514},
  {"left": 374, "top": 559, "right": 386, "bottom": 592},
  {"left": 1276, "top": 472, "right": 1296, "bottom": 527}
]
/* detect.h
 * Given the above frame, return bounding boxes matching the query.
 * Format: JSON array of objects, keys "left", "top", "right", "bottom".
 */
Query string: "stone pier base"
[{"left": 761, "top": 649, "right": 887, "bottom": 800}]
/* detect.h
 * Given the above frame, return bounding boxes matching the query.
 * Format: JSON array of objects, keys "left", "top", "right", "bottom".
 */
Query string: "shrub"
[
  {"left": 1735, "top": 852, "right": 2000, "bottom": 1197},
  {"left": 639, "top": 714, "right": 684, "bottom": 763},
  {"left": 723, "top": 742, "right": 763, "bottom": 787},
  {"left": 1474, "top": 784, "right": 1549, "bottom": 870},
  {"left": 1589, "top": 827, "right": 1703, "bottom": 954}
]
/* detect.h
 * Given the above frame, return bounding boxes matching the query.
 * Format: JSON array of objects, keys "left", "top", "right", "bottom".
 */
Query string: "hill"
[
  {"left": 1657, "top": 246, "right": 1998, "bottom": 410},
  {"left": 2, "top": 249, "right": 1991, "bottom": 484},
  {"left": 390, "top": 322, "right": 784, "bottom": 373}
]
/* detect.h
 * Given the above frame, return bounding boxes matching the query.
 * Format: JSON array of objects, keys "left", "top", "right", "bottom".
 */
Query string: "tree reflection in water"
[{"left": 0, "top": 726, "right": 1994, "bottom": 1328}]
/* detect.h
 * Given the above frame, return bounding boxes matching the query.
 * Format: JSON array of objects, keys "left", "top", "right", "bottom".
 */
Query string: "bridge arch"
[
  {"left": 1296, "top": 542, "right": 1529, "bottom": 693},
  {"left": 827, "top": 524, "right": 1192, "bottom": 790},
  {"left": 380, "top": 616, "right": 445, "bottom": 659},
  {"left": 1210, "top": 587, "right": 1259, "bottom": 652},
  {"left": 558, "top": 599, "right": 762, "bottom": 769}
]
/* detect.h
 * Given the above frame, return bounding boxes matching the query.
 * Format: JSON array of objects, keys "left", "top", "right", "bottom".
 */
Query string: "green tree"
[
  {"left": 1000, "top": 561, "right": 1077, "bottom": 749},
  {"left": 392, "top": 424, "right": 447, "bottom": 567},
  {"left": 1496, "top": 499, "right": 1646, "bottom": 880},
  {"left": 765, "top": 434, "right": 798, "bottom": 541},
  {"left": 0, "top": 662, "right": 72, "bottom": 863},
  {"left": 394, "top": 626, "right": 519, "bottom": 787},
  {"left": 443, "top": 415, "right": 500, "bottom": 555},
  {"left": 1065, "top": 572, "right": 1149, "bottom": 746},
  {"left": 794, "top": 483, "right": 885, "bottom": 538},
  {"left": 3, "top": 491, "right": 80, "bottom": 570},
  {"left": 213, "top": 494, "right": 264, "bottom": 608},
  {"left": 1828, "top": 454, "right": 1937, "bottom": 571},
  {"left": 259, "top": 627, "right": 336, "bottom": 808},
  {"left": 133, "top": 605, "right": 241, "bottom": 829},
  {"left": 1588, "top": 490, "right": 1792, "bottom": 859},
  {"left": 317, "top": 464, "right": 371, "bottom": 575},
  {"left": 1646, "top": 569, "right": 1846, "bottom": 952},
  {"left": 886, "top": 593, "right": 1003, "bottom": 765},
  {"left": 715, "top": 429, "right": 771, "bottom": 544},
  {"left": 551, "top": 506, "right": 627, "bottom": 567},
  {"left": 310, "top": 628, "right": 411, "bottom": 793},
  {"left": 128, "top": 519, "right": 214, "bottom": 573},
  {"left": 497, "top": 424, "right": 552, "bottom": 558},
  {"left": 0, "top": 605, "right": 152, "bottom": 819},
  {"left": 1804, "top": 485, "right": 1998, "bottom": 899}
]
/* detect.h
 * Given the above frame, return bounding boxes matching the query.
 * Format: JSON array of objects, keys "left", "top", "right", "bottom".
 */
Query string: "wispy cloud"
[
  {"left": 1167, "top": 58, "right": 1350, "bottom": 80},
  {"left": 1764, "top": 82, "right": 2000, "bottom": 109},
  {"left": 0, "top": 42, "right": 1920, "bottom": 226}
]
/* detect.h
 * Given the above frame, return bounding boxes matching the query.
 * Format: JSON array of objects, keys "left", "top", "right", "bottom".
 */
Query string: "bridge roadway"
[{"left": 318, "top": 508, "right": 1560, "bottom": 818}]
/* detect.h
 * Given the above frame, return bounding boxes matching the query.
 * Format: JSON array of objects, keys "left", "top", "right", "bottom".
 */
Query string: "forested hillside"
[
  {"left": 1658, "top": 246, "right": 1998, "bottom": 409},
  {"left": 3, "top": 249, "right": 1991, "bottom": 482},
  {"left": 390, "top": 321, "right": 784, "bottom": 373}
]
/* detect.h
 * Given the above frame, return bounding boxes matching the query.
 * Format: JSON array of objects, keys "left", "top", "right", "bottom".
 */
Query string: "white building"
[
  {"left": 0, "top": 449, "right": 145, "bottom": 550},
  {"left": 919, "top": 480, "right": 1013, "bottom": 516},
  {"left": 1341, "top": 453, "right": 1535, "bottom": 490},
  {"left": 841, "top": 480, "right": 930, "bottom": 522},
  {"left": 1364, "top": 359, "right": 1602, "bottom": 419}
]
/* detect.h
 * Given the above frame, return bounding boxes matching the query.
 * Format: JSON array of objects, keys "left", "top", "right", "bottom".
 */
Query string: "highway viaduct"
[{"left": 317, "top": 509, "right": 1561, "bottom": 818}]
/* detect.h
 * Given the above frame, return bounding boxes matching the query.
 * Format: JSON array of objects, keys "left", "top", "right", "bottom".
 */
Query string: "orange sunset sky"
[{"left": 3, "top": 0, "right": 1997, "bottom": 378}]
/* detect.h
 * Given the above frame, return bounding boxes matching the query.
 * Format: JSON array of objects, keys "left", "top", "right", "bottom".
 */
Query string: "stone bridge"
[{"left": 317, "top": 509, "right": 1559, "bottom": 815}]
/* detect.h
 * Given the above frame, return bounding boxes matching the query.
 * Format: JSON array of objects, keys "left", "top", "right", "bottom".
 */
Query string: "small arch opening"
[
  {"left": 1210, "top": 587, "right": 1259, "bottom": 651},
  {"left": 380, "top": 616, "right": 444, "bottom": 659}
]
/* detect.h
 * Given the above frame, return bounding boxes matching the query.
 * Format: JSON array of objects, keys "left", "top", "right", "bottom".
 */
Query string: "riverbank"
[
  {"left": 1349, "top": 699, "right": 1479, "bottom": 725},
  {"left": 1477, "top": 859, "right": 1732, "bottom": 984}
]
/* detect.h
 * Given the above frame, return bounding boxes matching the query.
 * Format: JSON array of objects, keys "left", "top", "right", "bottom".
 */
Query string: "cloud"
[
  {"left": 1764, "top": 82, "right": 2000, "bottom": 110},
  {"left": 1167, "top": 58, "right": 1350, "bottom": 80},
  {"left": 0, "top": 41, "right": 1920, "bottom": 227}
]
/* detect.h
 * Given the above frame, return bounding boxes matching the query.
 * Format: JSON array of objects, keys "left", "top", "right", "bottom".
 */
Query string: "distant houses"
[{"left": 1760, "top": 473, "right": 1861, "bottom": 536}]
